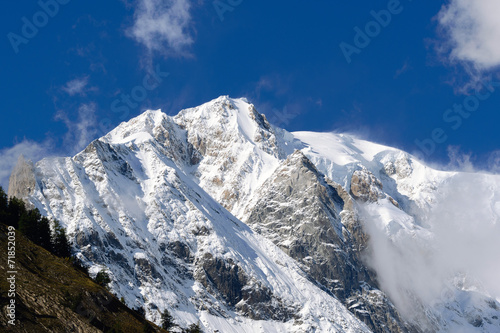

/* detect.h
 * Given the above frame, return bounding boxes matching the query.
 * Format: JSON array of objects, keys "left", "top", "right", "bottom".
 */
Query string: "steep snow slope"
[{"left": 10, "top": 96, "right": 500, "bottom": 333}]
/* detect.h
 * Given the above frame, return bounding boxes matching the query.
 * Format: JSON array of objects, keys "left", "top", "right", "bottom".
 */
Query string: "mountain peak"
[
  {"left": 102, "top": 108, "right": 168, "bottom": 145},
  {"left": 173, "top": 96, "right": 276, "bottom": 151}
]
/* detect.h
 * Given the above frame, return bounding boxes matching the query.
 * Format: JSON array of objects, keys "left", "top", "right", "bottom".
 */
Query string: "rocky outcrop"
[
  {"left": 8, "top": 155, "right": 36, "bottom": 201},
  {"left": 350, "top": 169, "right": 384, "bottom": 202},
  {"left": 246, "top": 151, "right": 360, "bottom": 298},
  {"left": 196, "top": 253, "right": 297, "bottom": 321},
  {"left": 245, "top": 151, "right": 416, "bottom": 332},
  {"left": 351, "top": 169, "right": 400, "bottom": 208},
  {"left": 383, "top": 153, "right": 413, "bottom": 178}
]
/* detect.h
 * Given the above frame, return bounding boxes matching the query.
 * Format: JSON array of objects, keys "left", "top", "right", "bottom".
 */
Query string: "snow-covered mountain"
[{"left": 10, "top": 96, "right": 500, "bottom": 332}]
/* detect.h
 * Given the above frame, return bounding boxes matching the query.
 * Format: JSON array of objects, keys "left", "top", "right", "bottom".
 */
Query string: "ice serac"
[{"left": 16, "top": 96, "right": 500, "bottom": 333}]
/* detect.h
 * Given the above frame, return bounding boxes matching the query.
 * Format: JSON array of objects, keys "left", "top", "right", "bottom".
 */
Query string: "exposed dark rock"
[
  {"left": 134, "top": 256, "right": 162, "bottom": 282},
  {"left": 191, "top": 225, "right": 211, "bottom": 236},
  {"left": 245, "top": 151, "right": 418, "bottom": 332},
  {"left": 75, "top": 230, "right": 104, "bottom": 249},
  {"left": 105, "top": 232, "right": 123, "bottom": 250},
  {"left": 152, "top": 117, "right": 202, "bottom": 166},
  {"left": 196, "top": 253, "right": 297, "bottom": 321},
  {"left": 108, "top": 250, "right": 131, "bottom": 273},
  {"left": 167, "top": 241, "right": 193, "bottom": 263},
  {"left": 199, "top": 253, "right": 246, "bottom": 307}
]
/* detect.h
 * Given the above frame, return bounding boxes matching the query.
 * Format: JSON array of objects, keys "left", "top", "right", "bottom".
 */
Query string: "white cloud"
[
  {"left": 62, "top": 76, "right": 90, "bottom": 96},
  {"left": 128, "top": 0, "right": 193, "bottom": 57},
  {"left": 437, "top": 0, "right": 500, "bottom": 70}
]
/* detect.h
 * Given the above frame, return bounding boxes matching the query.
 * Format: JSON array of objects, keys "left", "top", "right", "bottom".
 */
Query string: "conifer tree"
[
  {"left": 18, "top": 208, "right": 52, "bottom": 252},
  {"left": 0, "top": 186, "right": 8, "bottom": 224},
  {"left": 37, "top": 216, "right": 53, "bottom": 251},
  {"left": 0, "top": 186, "right": 7, "bottom": 211},
  {"left": 18, "top": 207, "right": 39, "bottom": 241},
  {"left": 161, "top": 308, "right": 175, "bottom": 329},
  {"left": 95, "top": 269, "right": 111, "bottom": 287},
  {"left": 185, "top": 322, "right": 203, "bottom": 333},
  {"left": 7, "top": 196, "right": 25, "bottom": 228},
  {"left": 52, "top": 220, "right": 72, "bottom": 258}
]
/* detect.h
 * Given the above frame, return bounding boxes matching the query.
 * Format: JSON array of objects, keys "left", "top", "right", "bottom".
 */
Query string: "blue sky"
[{"left": 1, "top": 0, "right": 500, "bottom": 188}]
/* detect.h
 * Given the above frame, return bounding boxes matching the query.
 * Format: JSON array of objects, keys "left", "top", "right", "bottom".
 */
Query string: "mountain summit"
[{"left": 11, "top": 97, "right": 500, "bottom": 332}]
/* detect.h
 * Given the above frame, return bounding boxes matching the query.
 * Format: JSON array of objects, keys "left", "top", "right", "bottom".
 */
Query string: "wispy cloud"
[
  {"left": 487, "top": 150, "right": 500, "bottom": 173},
  {"left": 446, "top": 145, "right": 475, "bottom": 171},
  {"left": 62, "top": 76, "right": 92, "bottom": 96},
  {"left": 394, "top": 59, "right": 411, "bottom": 79},
  {"left": 55, "top": 103, "right": 99, "bottom": 153},
  {"left": 1, "top": 103, "right": 101, "bottom": 191},
  {"left": 128, "top": 0, "right": 194, "bottom": 59},
  {"left": 436, "top": 0, "right": 500, "bottom": 73}
]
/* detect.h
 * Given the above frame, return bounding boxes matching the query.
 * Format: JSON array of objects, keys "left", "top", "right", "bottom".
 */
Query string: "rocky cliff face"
[
  {"left": 244, "top": 151, "right": 416, "bottom": 333},
  {"left": 8, "top": 155, "right": 36, "bottom": 203},
  {"left": 12, "top": 96, "right": 500, "bottom": 332}
]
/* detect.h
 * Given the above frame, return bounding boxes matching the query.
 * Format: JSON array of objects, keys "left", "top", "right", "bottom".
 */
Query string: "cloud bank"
[{"left": 362, "top": 171, "right": 500, "bottom": 330}]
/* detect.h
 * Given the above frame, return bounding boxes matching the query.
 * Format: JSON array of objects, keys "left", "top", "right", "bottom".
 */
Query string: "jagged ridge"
[{"left": 10, "top": 96, "right": 500, "bottom": 333}]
